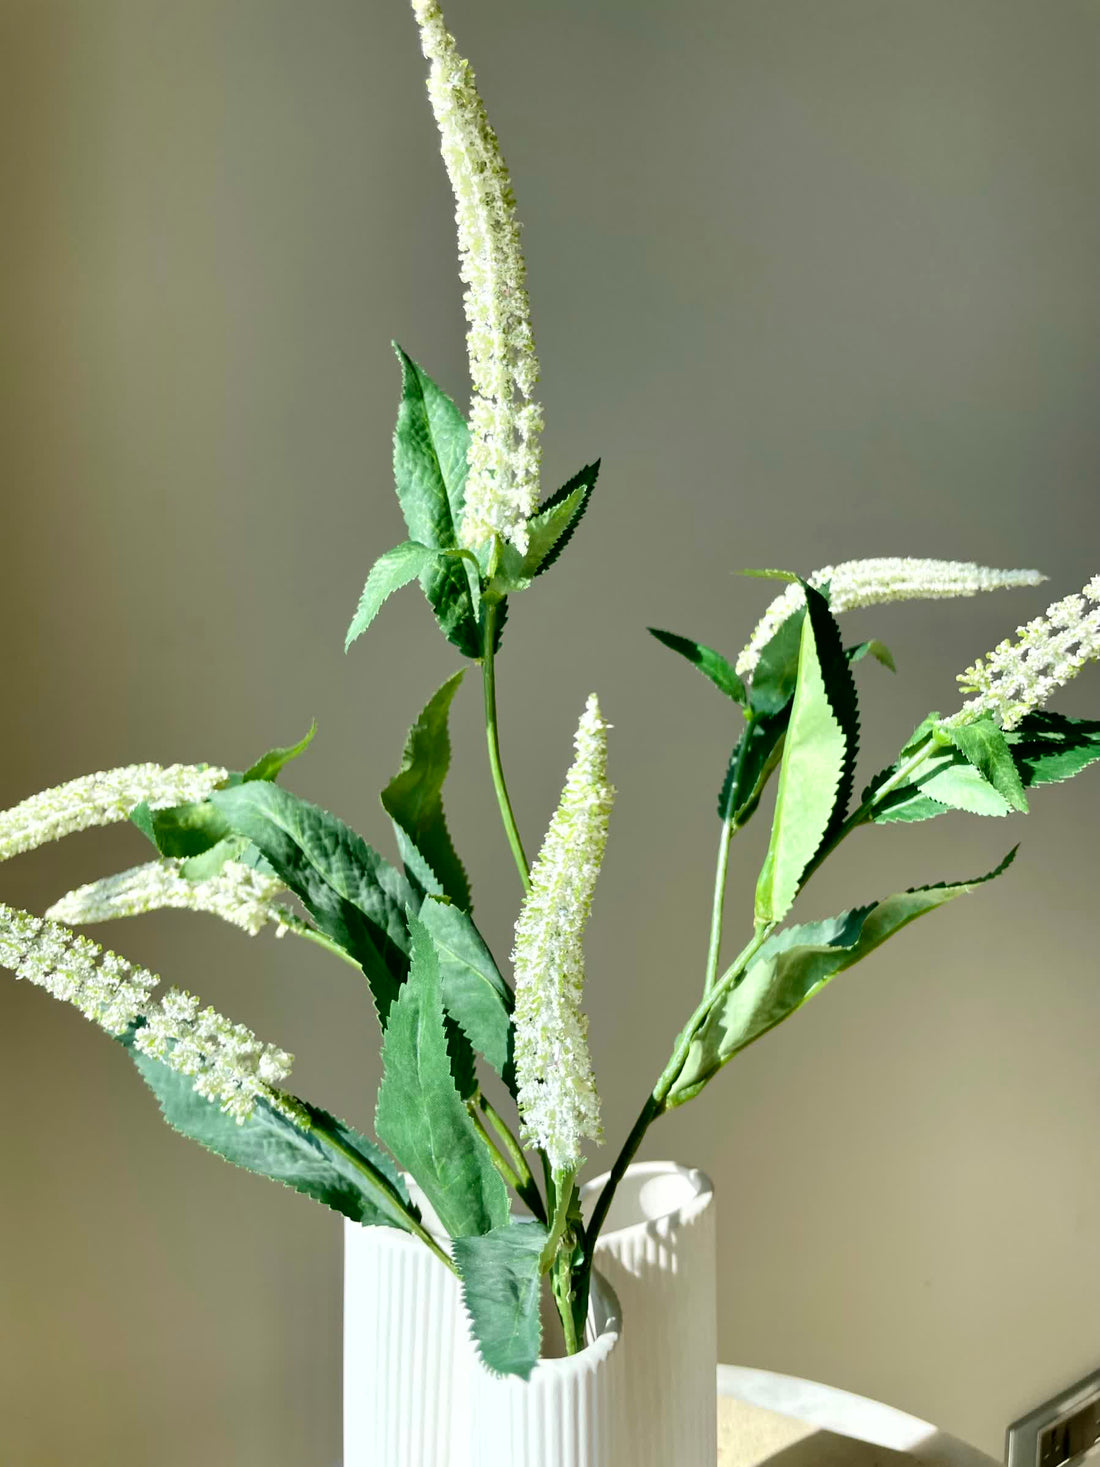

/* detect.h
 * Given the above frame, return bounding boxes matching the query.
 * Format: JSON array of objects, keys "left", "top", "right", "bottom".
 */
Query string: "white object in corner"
[{"left": 582, "top": 1159, "right": 718, "bottom": 1467}]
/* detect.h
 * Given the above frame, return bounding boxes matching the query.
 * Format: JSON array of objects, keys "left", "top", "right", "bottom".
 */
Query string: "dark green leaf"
[
  {"left": 452, "top": 1220, "right": 548, "bottom": 1379},
  {"left": 375, "top": 916, "right": 510, "bottom": 1237},
  {"left": 944, "top": 716, "right": 1028, "bottom": 813},
  {"left": 391, "top": 344, "right": 468, "bottom": 546},
  {"left": 445, "top": 1014, "right": 479, "bottom": 1101},
  {"left": 754, "top": 589, "right": 858, "bottom": 924},
  {"left": 648, "top": 628, "right": 747, "bottom": 705},
  {"left": 718, "top": 710, "right": 788, "bottom": 825},
  {"left": 243, "top": 722, "right": 317, "bottom": 783},
  {"left": 345, "top": 541, "right": 439, "bottom": 650},
  {"left": 122, "top": 1029, "right": 416, "bottom": 1229},
  {"left": 672, "top": 850, "right": 1016, "bottom": 1105},
  {"left": 419, "top": 897, "right": 515, "bottom": 1091},
  {"left": 211, "top": 782, "right": 416, "bottom": 1026},
  {"left": 1007, "top": 712, "right": 1100, "bottom": 788},
  {"left": 526, "top": 461, "right": 601, "bottom": 579},
  {"left": 381, "top": 672, "right": 471, "bottom": 911},
  {"left": 131, "top": 799, "right": 233, "bottom": 859},
  {"left": 847, "top": 639, "right": 896, "bottom": 672},
  {"left": 748, "top": 607, "right": 805, "bottom": 716},
  {"left": 420, "top": 553, "right": 483, "bottom": 660}
]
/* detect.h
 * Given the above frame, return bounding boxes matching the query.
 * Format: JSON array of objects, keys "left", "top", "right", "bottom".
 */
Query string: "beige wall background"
[{"left": 1, "top": 1, "right": 1098, "bottom": 1462}]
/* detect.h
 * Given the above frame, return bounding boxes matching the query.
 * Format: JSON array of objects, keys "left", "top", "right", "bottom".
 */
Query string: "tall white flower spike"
[
  {"left": 0, "top": 903, "right": 158, "bottom": 1036},
  {"left": 944, "top": 574, "right": 1100, "bottom": 731},
  {"left": 0, "top": 902, "right": 294, "bottom": 1123},
  {"left": 410, "top": 0, "right": 542, "bottom": 554},
  {"left": 47, "top": 858, "right": 288, "bottom": 938},
  {"left": 0, "top": 763, "right": 227, "bottom": 862},
  {"left": 735, "top": 559, "right": 1046, "bottom": 678},
  {"left": 134, "top": 989, "right": 295, "bottom": 1125},
  {"left": 512, "top": 696, "right": 613, "bottom": 1176}
]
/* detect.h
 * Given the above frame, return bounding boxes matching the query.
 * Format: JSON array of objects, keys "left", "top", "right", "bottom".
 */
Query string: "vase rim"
[{"left": 579, "top": 1158, "right": 714, "bottom": 1239}]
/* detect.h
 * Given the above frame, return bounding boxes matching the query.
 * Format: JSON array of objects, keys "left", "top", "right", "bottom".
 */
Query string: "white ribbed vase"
[
  {"left": 582, "top": 1160, "right": 718, "bottom": 1467},
  {"left": 343, "top": 1217, "right": 467, "bottom": 1467},
  {"left": 465, "top": 1272, "right": 627, "bottom": 1467},
  {"left": 344, "top": 1219, "right": 626, "bottom": 1467}
]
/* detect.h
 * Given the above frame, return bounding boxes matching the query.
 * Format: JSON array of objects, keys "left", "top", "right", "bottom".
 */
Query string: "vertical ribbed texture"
[
  {"left": 582, "top": 1161, "right": 718, "bottom": 1467},
  {"left": 343, "top": 1219, "right": 470, "bottom": 1467},
  {"left": 466, "top": 1273, "right": 627, "bottom": 1467}
]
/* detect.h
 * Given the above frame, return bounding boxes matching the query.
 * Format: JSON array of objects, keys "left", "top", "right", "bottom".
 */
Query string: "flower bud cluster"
[
  {"left": 735, "top": 560, "right": 1045, "bottom": 678},
  {"left": 512, "top": 696, "right": 612, "bottom": 1176},
  {"left": 411, "top": 0, "right": 542, "bottom": 552},
  {"left": 0, "top": 763, "right": 227, "bottom": 862}
]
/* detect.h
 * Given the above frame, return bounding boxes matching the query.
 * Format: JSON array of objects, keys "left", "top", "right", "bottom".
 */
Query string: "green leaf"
[
  {"left": 381, "top": 672, "right": 471, "bottom": 911},
  {"left": 648, "top": 628, "right": 747, "bottom": 705},
  {"left": 524, "top": 462, "right": 601, "bottom": 579},
  {"left": 1007, "top": 712, "right": 1100, "bottom": 788},
  {"left": 243, "top": 722, "right": 317, "bottom": 783},
  {"left": 211, "top": 782, "right": 416, "bottom": 1026},
  {"left": 847, "top": 639, "right": 896, "bottom": 672},
  {"left": 754, "top": 588, "right": 858, "bottom": 924},
  {"left": 452, "top": 1220, "right": 548, "bottom": 1379},
  {"left": 445, "top": 1014, "right": 479, "bottom": 1101},
  {"left": 391, "top": 344, "right": 469, "bottom": 546},
  {"left": 671, "top": 850, "right": 1017, "bottom": 1105},
  {"left": 345, "top": 541, "right": 439, "bottom": 650},
  {"left": 944, "top": 716, "right": 1028, "bottom": 813},
  {"left": 420, "top": 553, "right": 483, "bottom": 660},
  {"left": 718, "top": 710, "right": 788, "bottom": 825},
  {"left": 122, "top": 1029, "right": 416, "bottom": 1229},
  {"left": 748, "top": 607, "right": 805, "bottom": 716},
  {"left": 418, "top": 897, "right": 515, "bottom": 1091},
  {"left": 131, "top": 798, "right": 232, "bottom": 859},
  {"left": 375, "top": 915, "right": 510, "bottom": 1238}
]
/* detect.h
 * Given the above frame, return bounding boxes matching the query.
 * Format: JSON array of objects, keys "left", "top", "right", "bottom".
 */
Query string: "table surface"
[{"left": 716, "top": 1367, "right": 1000, "bottom": 1467}]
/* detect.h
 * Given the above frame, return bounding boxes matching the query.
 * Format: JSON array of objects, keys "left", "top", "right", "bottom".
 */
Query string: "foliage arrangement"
[{"left": 4, "top": 0, "right": 1100, "bottom": 1380}]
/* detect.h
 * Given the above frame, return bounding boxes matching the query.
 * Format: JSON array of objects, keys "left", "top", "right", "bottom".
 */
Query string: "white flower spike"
[
  {"left": 410, "top": 0, "right": 542, "bottom": 554},
  {"left": 0, "top": 763, "right": 227, "bottom": 863},
  {"left": 0, "top": 902, "right": 295, "bottom": 1123},
  {"left": 512, "top": 695, "right": 612, "bottom": 1176},
  {"left": 47, "top": 858, "right": 288, "bottom": 938},
  {"left": 735, "top": 559, "right": 1046, "bottom": 678},
  {"left": 0, "top": 902, "right": 158, "bottom": 1036},
  {"left": 945, "top": 574, "right": 1100, "bottom": 731}
]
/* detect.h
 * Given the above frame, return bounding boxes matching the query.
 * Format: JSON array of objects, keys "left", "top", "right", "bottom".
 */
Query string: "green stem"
[
  {"left": 553, "top": 1246, "right": 580, "bottom": 1355},
  {"left": 467, "top": 1098, "right": 525, "bottom": 1193},
  {"left": 309, "top": 1116, "right": 456, "bottom": 1275},
  {"left": 703, "top": 712, "right": 757, "bottom": 996},
  {"left": 581, "top": 1094, "right": 661, "bottom": 1273},
  {"left": 479, "top": 1094, "right": 546, "bottom": 1223},
  {"left": 481, "top": 600, "right": 531, "bottom": 893},
  {"left": 277, "top": 912, "right": 364, "bottom": 970}
]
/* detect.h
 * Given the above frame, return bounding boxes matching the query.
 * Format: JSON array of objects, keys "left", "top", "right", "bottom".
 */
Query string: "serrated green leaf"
[
  {"left": 1007, "top": 712, "right": 1100, "bottom": 788},
  {"left": 345, "top": 541, "right": 438, "bottom": 650},
  {"left": 445, "top": 1013, "right": 479, "bottom": 1101},
  {"left": 122, "top": 1029, "right": 416, "bottom": 1229},
  {"left": 421, "top": 553, "right": 483, "bottom": 660},
  {"left": 452, "top": 1220, "right": 548, "bottom": 1379},
  {"left": 131, "top": 799, "right": 233, "bottom": 859},
  {"left": 718, "top": 709, "right": 789, "bottom": 825},
  {"left": 419, "top": 896, "right": 514, "bottom": 1090},
  {"left": 847, "top": 639, "right": 896, "bottom": 672},
  {"left": 526, "top": 461, "right": 601, "bottom": 579},
  {"left": 672, "top": 850, "right": 1016, "bottom": 1104},
  {"left": 748, "top": 607, "right": 805, "bottom": 716},
  {"left": 754, "top": 589, "right": 858, "bottom": 924},
  {"left": 391, "top": 344, "right": 468, "bottom": 546},
  {"left": 381, "top": 672, "right": 470, "bottom": 911},
  {"left": 211, "top": 782, "right": 416, "bottom": 1026},
  {"left": 375, "top": 916, "right": 510, "bottom": 1238},
  {"left": 944, "top": 716, "right": 1028, "bottom": 813},
  {"left": 648, "top": 628, "right": 747, "bottom": 705},
  {"left": 243, "top": 722, "right": 317, "bottom": 783}
]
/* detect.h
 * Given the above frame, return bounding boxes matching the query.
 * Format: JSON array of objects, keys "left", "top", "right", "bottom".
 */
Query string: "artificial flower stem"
[
  {"left": 702, "top": 711, "right": 756, "bottom": 996},
  {"left": 308, "top": 1114, "right": 457, "bottom": 1275},
  {"left": 467, "top": 1097, "right": 526, "bottom": 1195},
  {"left": 478, "top": 1092, "right": 547, "bottom": 1223},
  {"left": 581, "top": 1093, "right": 662, "bottom": 1273},
  {"left": 481, "top": 600, "right": 532, "bottom": 893},
  {"left": 553, "top": 1245, "right": 581, "bottom": 1356},
  {"left": 277, "top": 913, "right": 368, "bottom": 970}
]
